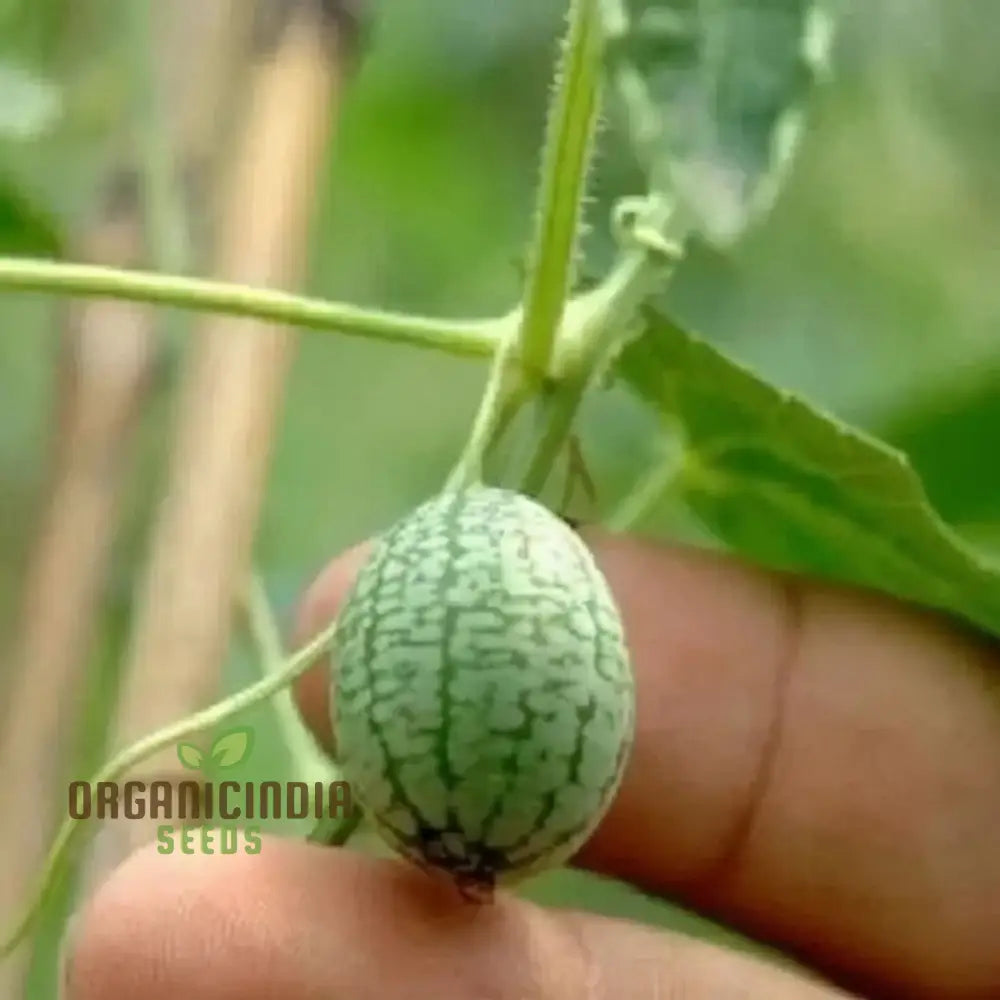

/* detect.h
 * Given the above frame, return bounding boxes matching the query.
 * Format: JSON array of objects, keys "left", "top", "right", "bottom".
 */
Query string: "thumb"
[{"left": 64, "top": 837, "right": 856, "bottom": 999}]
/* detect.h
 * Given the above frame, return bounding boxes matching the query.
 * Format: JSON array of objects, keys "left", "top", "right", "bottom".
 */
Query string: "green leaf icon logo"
[
  {"left": 210, "top": 726, "right": 254, "bottom": 768},
  {"left": 177, "top": 742, "right": 205, "bottom": 770}
]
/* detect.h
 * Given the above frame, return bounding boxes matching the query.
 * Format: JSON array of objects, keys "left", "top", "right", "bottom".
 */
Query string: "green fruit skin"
[{"left": 331, "top": 487, "right": 635, "bottom": 888}]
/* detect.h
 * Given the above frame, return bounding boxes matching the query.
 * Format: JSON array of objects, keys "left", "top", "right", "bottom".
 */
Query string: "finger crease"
[{"left": 684, "top": 573, "right": 805, "bottom": 897}]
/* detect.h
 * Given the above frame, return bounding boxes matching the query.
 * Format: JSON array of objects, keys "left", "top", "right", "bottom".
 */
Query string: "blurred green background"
[{"left": 2, "top": 0, "right": 1000, "bottom": 996}]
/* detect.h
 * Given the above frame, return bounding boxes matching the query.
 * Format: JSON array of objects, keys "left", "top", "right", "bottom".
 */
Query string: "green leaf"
[
  {"left": 602, "top": 0, "right": 836, "bottom": 244},
  {"left": 616, "top": 306, "right": 1000, "bottom": 640},
  {"left": 176, "top": 742, "right": 205, "bottom": 771},
  {"left": 880, "top": 369, "right": 1000, "bottom": 530},
  {"left": 210, "top": 726, "right": 255, "bottom": 768}
]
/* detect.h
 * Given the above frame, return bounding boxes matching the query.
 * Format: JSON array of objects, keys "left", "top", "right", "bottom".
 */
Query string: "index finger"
[{"left": 291, "top": 531, "right": 1000, "bottom": 1000}]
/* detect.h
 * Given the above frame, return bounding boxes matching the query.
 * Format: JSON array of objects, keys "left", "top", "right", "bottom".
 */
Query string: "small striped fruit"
[{"left": 330, "top": 486, "right": 635, "bottom": 900}]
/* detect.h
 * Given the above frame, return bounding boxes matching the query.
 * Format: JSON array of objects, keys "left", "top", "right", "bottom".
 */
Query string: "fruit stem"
[
  {"left": 444, "top": 330, "right": 524, "bottom": 491},
  {"left": 0, "top": 618, "right": 340, "bottom": 960},
  {"left": 520, "top": 245, "right": 668, "bottom": 496}
]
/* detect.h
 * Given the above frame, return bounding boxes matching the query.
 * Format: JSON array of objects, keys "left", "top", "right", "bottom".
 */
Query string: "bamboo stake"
[{"left": 89, "top": 0, "right": 354, "bottom": 872}]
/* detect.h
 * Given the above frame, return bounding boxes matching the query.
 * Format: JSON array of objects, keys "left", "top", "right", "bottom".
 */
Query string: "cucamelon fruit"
[{"left": 330, "top": 486, "right": 635, "bottom": 900}]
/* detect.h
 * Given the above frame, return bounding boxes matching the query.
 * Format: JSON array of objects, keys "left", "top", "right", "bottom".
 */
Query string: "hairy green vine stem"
[
  {"left": 0, "top": 257, "right": 500, "bottom": 360},
  {"left": 518, "top": 0, "right": 605, "bottom": 383},
  {"left": 446, "top": 0, "right": 609, "bottom": 494},
  {"left": 0, "top": 619, "right": 339, "bottom": 960},
  {"left": 448, "top": 221, "right": 680, "bottom": 502},
  {"left": 443, "top": 0, "right": 687, "bottom": 504}
]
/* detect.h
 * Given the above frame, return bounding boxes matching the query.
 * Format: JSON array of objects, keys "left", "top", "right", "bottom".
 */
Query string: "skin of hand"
[{"left": 63, "top": 530, "right": 1000, "bottom": 1000}]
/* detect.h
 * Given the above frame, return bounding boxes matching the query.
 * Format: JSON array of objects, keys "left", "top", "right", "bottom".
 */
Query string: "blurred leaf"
[
  {"left": 0, "top": 60, "right": 61, "bottom": 140},
  {"left": 0, "top": 174, "right": 61, "bottom": 255},
  {"left": 210, "top": 726, "right": 255, "bottom": 769},
  {"left": 617, "top": 306, "right": 1000, "bottom": 641},
  {"left": 880, "top": 368, "right": 1000, "bottom": 530},
  {"left": 604, "top": 0, "right": 835, "bottom": 243}
]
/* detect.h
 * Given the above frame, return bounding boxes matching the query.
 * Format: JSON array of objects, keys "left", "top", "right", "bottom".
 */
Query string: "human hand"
[{"left": 64, "top": 531, "right": 1000, "bottom": 999}]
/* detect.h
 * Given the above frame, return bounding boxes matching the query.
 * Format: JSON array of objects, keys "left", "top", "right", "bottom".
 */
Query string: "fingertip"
[{"left": 289, "top": 540, "right": 373, "bottom": 753}]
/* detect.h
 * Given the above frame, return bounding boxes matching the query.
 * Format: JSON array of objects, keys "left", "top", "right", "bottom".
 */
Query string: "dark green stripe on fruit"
[{"left": 330, "top": 486, "right": 635, "bottom": 893}]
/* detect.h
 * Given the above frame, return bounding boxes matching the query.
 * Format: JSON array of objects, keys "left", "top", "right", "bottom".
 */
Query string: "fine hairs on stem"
[
  {"left": 0, "top": 619, "right": 339, "bottom": 959},
  {"left": 448, "top": 0, "right": 607, "bottom": 496},
  {"left": 518, "top": 0, "right": 605, "bottom": 384}
]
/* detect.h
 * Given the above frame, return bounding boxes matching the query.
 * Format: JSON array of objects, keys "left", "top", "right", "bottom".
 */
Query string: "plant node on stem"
[
  {"left": 520, "top": 242, "right": 676, "bottom": 498},
  {"left": 447, "top": 0, "right": 610, "bottom": 495}
]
